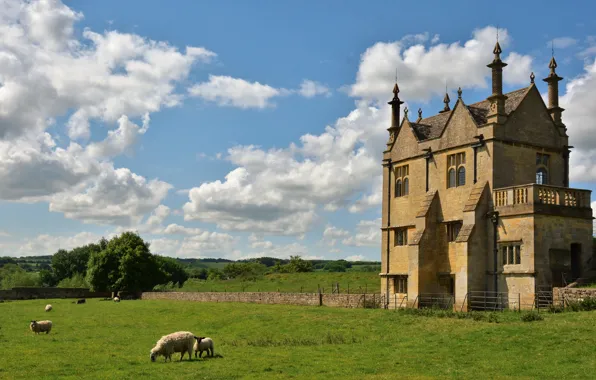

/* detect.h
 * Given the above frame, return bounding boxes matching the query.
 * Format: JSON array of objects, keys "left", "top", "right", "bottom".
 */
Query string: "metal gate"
[{"left": 468, "top": 291, "right": 509, "bottom": 311}]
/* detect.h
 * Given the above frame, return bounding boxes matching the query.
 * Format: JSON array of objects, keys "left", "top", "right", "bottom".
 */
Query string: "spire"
[
  {"left": 440, "top": 91, "right": 451, "bottom": 113},
  {"left": 388, "top": 80, "right": 404, "bottom": 130},
  {"left": 486, "top": 28, "right": 508, "bottom": 124},
  {"left": 543, "top": 50, "right": 565, "bottom": 129},
  {"left": 386, "top": 78, "right": 404, "bottom": 150}
]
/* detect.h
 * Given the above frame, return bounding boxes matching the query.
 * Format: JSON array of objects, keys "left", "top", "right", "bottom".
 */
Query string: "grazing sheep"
[
  {"left": 45, "top": 304, "right": 52, "bottom": 312},
  {"left": 30, "top": 320, "right": 52, "bottom": 334},
  {"left": 193, "top": 336, "right": 214, "bottom": 358},
  {"left": 76, "top": 299, "right": 86, "bottom": 304},
  {"left": 150, "top": 331, "right": 197, "bottom": 362},
  {"left": 113, "top": 296, "right": 120, "bottom": 303}
]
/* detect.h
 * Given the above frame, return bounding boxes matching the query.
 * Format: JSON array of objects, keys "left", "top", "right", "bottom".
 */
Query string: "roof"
[{"left": 408, "top": 87, "right": 530, "bottom": 142}]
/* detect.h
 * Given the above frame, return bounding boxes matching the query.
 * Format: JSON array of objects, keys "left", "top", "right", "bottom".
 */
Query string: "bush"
[
  {"left": 520, "top": 311, "right": 544, "bottom": 322},
  {"left": 566, "top": 296, "right": 596, "bottom": 312},
  {"left": 153, "top": 282, "right": 177, "bottom": 292},
  {"left": 0, "top": 264, "right": 41, "bottom": 289},
  {"left": 57, "top": 273, "right": 88, "bottom": 288}
]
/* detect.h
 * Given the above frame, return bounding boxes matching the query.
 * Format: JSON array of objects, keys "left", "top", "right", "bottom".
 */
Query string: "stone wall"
[
  {"left": 0, "top": 287, "right": 111, "bottom": 300},
  {"left": 553, "top": 287, "right": 596, "bottom": 305},
  {"left": 141, "top": 291, "right": 383, "bottom": 308}
]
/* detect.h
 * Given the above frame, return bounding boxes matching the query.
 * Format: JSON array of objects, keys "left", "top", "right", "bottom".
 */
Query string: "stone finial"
[
  {"left": 440, "top": 92, "right": 451, "bottom": 113},
  {"left": 457, "top": 87, "right": 462, "bottom": 99},
  {"left": 404, "top": 107, "right": 409, "bottom": 118},
  {"left": 393, "top": 83, "right": 400, "bottom": 96},
  {"left": 548, "top": 56, "right": 558, "bottom": 74},
  {"left": 530, "top": 72, "right": 535, "bottom": 84},
  {"left": 418, "top": 108, "right": 422, "bottom": 119},
  {"left": 493, "top": 41, "right": 502, "bottom": 58}
]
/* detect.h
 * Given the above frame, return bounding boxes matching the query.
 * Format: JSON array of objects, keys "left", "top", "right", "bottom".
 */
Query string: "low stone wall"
[
  {"left": 0, "top": 287, "right": 111, "bottom": 301},
  {"left": 553, "top": 287, "right": 596, "bottom": 305},
  {"left": 141, "top": 291, "right": 382, "bottom": 308}
]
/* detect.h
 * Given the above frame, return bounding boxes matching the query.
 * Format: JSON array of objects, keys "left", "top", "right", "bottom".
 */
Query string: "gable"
[
  {"left": 391, "top": 119, "right": 422, "bottom": 162},
  {"left": 500, "top": 85, "right": 562, "bottom": 148},
  {"left": 436, "top": 100, "right": 481, "bottom": 150}
]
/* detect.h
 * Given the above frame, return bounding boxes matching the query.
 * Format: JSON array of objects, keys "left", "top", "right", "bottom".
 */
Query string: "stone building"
[{"left": 380, "top": 41, "right": 594, "bottom": 310}]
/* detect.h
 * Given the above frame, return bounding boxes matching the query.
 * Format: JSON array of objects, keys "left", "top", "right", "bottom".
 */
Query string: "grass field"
[
  {"left": 1, "top": 299, "right": 595, "bottom": 379},
  {"left": 178, "top": 272, "right": 380, "bottom": 293}
]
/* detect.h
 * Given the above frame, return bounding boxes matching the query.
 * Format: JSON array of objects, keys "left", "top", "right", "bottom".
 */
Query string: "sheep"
[
  {"left": 150, "top": 331, "right": 197, "bottom": 362},
  {"left": 193, "top": 336, "right": 214, "bottom": 358},
  {"left": 30, "top": 320, "right": 52, "bottom": 334},
  {"left": 113, "top": 296, "right": 120, "bottom": 303},
  {"left": 45, "top": 304, "right": 52, "bottom": 312},
  {"left": 76, "top": 299, "right": 86, "bottom": 304}
]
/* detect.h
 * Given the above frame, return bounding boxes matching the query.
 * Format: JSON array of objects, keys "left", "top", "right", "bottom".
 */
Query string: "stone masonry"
[{"left": 380, "top": 43, "right": 594, "bottom": 311}]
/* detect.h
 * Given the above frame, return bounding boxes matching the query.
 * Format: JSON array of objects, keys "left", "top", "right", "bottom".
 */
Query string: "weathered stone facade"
[{"left": 380, "top": 44, "right": 593, "bottom": 311}]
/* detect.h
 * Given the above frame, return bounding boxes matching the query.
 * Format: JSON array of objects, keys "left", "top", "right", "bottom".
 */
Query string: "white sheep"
[
  {"left": 193, "top": 336, "right": 214, "bottom": 358},
  {"left": 150, "top": 331, "right": 196, "bottom": 362},
  {"left": 113, "top": 296, "right": 120, "bottom": 303},
  {"left": 30, "top": 320, "right": 52, "bottom": 334},
  {"left": 45, "top": 304, "right": 52, "bottom": 312}
]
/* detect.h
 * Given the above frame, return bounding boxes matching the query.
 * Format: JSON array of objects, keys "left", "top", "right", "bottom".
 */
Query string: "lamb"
[
  {"left": 150, "top": 331, "right": 197, "bottom": 362},
  {"left": 113, "top": 296, "right": 120, "bottom": 303},
  {"left": 193, "top": 336, "right": 214, "bottom": 358},
  {"left": 45, "top": 304, "right": 52, "bottom": 312},
  {"left": 30, "top": 320, "right": 52, "bottom": 334}
]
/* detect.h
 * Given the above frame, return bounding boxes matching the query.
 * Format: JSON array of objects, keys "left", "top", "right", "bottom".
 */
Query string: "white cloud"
[
  {"left": 298, "top": 79, "right": 330, "bottom": 98},
  {"left": 350, "top": 26, "right": 533, "bottom": 102},
  {"left": 183, "top": 101, "right": 387, "bottom": 235},
  {"left": 9, "top": 231, "right": 111, "bottom": 256},
  {"left": 188, "top": 75, "right": 287, "bottom": 109},
  {"left": 345, "top": 255, "right": 365, "bottom": 262},
  {"left": 562, "top": 59, "right": 596, "bottom": 182},
  {"left": 322, "top": 224, "right": 349, "bottom": 247},
  {"left": 550, "top": 37, "right": 578, "bottom": 49},
  {"left": 342, "top": 219, "right": 381, "bottom": 248},
  {"left": 0, "top": 0, "right": 213, "bottom": 225}
]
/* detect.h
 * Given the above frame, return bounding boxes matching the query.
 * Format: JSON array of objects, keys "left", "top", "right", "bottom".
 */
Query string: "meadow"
[
  {"left": 176, "top": 271, "right": 380, "bottom": 293},
  {"left": 1, "top": 299, "right": 595, "bottom": 379}
]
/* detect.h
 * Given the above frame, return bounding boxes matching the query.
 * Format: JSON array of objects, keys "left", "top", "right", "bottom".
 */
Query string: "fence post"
[
  {"left": 518, "top": 293, "right": 521, "bottom": 312},
  {"left": 347, "top": 283, "right": 350, "bottom": 294}
]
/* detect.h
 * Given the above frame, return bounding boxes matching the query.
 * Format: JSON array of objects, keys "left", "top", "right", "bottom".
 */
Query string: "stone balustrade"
[{"left": 493, "top": 184, "right": 591, "bottom": 209}]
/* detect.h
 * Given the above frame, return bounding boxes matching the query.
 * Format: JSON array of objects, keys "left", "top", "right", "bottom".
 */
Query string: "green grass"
[
  {"left": 1, "top": 299, "right": 595, "bottom": 379},
  {"left": 179, "top": 272, "right": 380, "bottom": 293}
]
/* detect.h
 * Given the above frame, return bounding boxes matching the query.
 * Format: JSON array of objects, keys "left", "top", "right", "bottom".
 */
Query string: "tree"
[
  {"left": 39, "top": 269, "right": 58, "bottom": 287},
  {"left": 155, "top": 256, "right": 188, "bottom": 287},
  {"left": 51, "top": 243, "right": 102, "bottom": 282},
  {"left": 0, "top": 264, "right": 41, "bottom": 289},
  {"left": 86, "top": 232, "right": 173, "bottom": 292},
  {"left": 287, "top": 256, "right": 313, "bottom": 273}
]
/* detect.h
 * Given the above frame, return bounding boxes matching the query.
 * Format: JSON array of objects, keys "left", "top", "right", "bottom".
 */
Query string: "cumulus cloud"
[
  {"left": 321, "top": 225, "right": 349, "bottom": 247},
  {"left": 550, "top": 37, "right": 578, "bottom": 49},
  {"left": 0, "top": 0, "right": 213, "bottom": 225},
  {"left": 183, "top": 101, "right": 388, "bottom": 235},
  {"left": 188, "top": 75, "right": 288, "bottom": 109},
  {"left": 562, "top": 59, "right": 596, "bottom": 182},
  {"left": 8, "top": 231, "right": 111, "bottom": 256},
  {"left": 345, "top": 254, "right": 365, "bottom": 262},
  {"left": 350, "top": 26, "right": 533, "bottom": 102},
  {"left": 342, "top": 219, "right": 381, "bottom": 248},
  {"left": 298, "top": 80, "right": 330, "bottom": 98}
]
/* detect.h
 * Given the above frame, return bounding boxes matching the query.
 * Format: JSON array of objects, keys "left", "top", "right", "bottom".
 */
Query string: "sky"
[{"left": 0, "top": 0, "right": 595, "bottom": 261}]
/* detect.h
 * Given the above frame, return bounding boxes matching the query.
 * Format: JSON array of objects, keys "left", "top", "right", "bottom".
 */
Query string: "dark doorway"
[{"left": 571, "top": 243, "right": 582, "bottom": 280}]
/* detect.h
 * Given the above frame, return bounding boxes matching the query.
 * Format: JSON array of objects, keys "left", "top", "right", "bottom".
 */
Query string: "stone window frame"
[
  {"left": 394, "top": 228, "right": 408, "bottom": 246},
  {"left": 446, "top": 221, "right": 462, "bottom": 242},
  {"left": 500, "top": 241, "right": 522, "bottom": 265},
  {"left": 394, "top": 165, "right": 409, "bottom": 197},
  {"left": 447, "top": 152, "right": 466, "bottom": 188},
  {"left": 393, "top": 275, "right": 408, "bottom": 294},
  {"left": 536, "top": 153, "right": 549, "bottom": 185}
]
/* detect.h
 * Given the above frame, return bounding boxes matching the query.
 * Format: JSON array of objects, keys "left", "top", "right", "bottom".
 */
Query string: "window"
[
  {"left": 394, "top": 165, "right": 409, "bottom": 197},
  {"left": 393, "top": 276, "right": 408, "bottom": 294},
  {"left": 446, "top": 221, "right": 462, "bottom": 242},
  {"left": 536, "top": 153, "right": 549, "bottom": 185},
  {"left": 501, "top": 243, "right": 521, "bottom": 265},
  {"left": 394, "top": 228, "right": 408, "bottom": 246},
  {"left": 447, "top": 152, "right": 466, "bottom": 188}
]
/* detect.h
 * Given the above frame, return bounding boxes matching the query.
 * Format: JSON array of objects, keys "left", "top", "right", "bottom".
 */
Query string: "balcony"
[{"left": 493, "top": 184, "right": 592, "bottom": 218}]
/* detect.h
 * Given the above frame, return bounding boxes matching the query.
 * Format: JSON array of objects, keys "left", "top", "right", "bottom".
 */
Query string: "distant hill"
[{"left": 1, "top": 254, "right": 380, "bottom": 272}]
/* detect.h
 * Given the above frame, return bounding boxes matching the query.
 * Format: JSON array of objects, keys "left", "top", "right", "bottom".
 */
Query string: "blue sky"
[{"left": 0, "top": 0, "right": 595, "bottom": 260}]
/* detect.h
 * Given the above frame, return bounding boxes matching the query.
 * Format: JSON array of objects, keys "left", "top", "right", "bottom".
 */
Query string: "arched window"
[
  {"left": 457, "top": 167, "right": 466, "bottom": 186},
  {"left": 395, "top": 179, "right": 402, "bottom": 197},
  {"left": 536, "top": 168, "right": 548, "bottom": 185},
  {"left": 448, "top": 168, "right": 456, "bottom": 188},
  {"left": 403, "top": 177, "right": 409, "bottom": 195}
]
